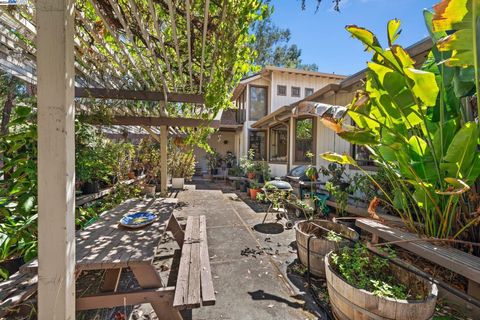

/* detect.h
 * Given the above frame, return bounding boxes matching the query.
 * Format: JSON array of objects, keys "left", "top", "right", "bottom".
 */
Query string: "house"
[
  {"left": 249, "top": 38, "right": 433, "bottom": 180},
  {"left": 195, "top": 66, "right": 346, "bottom": 174}
]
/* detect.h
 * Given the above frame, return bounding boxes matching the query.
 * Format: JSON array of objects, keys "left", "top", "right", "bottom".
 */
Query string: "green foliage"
[
  {"left": 254, "top": 160, "right": 271, "bottom": 181},
  {"left": 168, "top": 140, "right": 196, "bottom": 180},
  {"left": 331, "top": 244, "right": 412, "bottom": 300},
  {"left": 137, "top": 137, "right": 162, "bottom": 185},
  {"left": 206, "top": 149, "right": 221, "bottom": 171},
  {"left": 321, "top": 14, "right": 480, "bottom": 239},
  {"left": 325, "top": 182, "right": 348, "bottom": 216},
  {"left": 228, "top": 165, "right": 245, "bottom": 177},
  {"left": 240, "top": 149, "right": 256, "bottom": 173},
  {"left": 0, "top": 106, "right": 38, "bottom": 264}
]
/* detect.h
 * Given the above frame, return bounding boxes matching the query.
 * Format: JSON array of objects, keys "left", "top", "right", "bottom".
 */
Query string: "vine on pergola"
[{"left": 0, "top": 0, "right": 268, "bottom": 122}]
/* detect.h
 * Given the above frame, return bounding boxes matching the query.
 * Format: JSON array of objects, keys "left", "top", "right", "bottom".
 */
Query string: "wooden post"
[
  {"left": 37, "top": 0, "right": 76, "bottom": 319},
  {"left": 160, "top": 125, "right": 168, "bottom": 193}
]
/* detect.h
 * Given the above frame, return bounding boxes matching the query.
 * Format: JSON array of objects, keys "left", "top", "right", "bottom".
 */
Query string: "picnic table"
[{"left": 14, "top": 197, "right": 215, "bottom": 319}]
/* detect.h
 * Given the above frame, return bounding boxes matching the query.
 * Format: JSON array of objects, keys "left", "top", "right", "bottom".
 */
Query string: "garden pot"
[
  {"left": 247, "top": 188, "right": 251, "bottom": 196},
  {"left": 294, "top": 220, "right": 358, "bottom": 278},
  {"left": 172, "top": 177, "right": 185, "bottom": 190},
  {"left": 325, "top": 251, "right": 438, "bottom": 320},
  {"left": 247, "top": 172, "right": 256, "bottom": 180},
  {"left": 128, "top": 171, "right": 136, "bottom": 179},
  {"left": 250, "top": 188, "right": 261, "bottom": 200},
  {"left": 143, "top": 184, "right": 156, "bottom": 196},
  {"left": 0, "top": 256, "right": 24, "bottom": 276},
  {"left": 82, "top": 181, "right": 100, "bottom": 194}
]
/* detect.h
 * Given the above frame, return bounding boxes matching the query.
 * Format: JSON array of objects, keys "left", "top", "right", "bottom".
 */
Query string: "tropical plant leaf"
[
  {"left": 387, "top": 19, "right": 402, "bottom": 46},
  {"left": 321, "top": 152, "right": 358, "bottom": 166},
  {"left": 338, "top": 128, "right": 379, "bottom": 145},
  {"left": 436, "top": 177, "right": 470, "bottom": 194},
  {"left": 442, "top": 121, "right": 479, "bottom": 178}
]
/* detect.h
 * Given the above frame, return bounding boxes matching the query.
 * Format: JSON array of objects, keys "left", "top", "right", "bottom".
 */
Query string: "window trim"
[
  {"left": 291, "top": 86, "right": 301, "bottom": 97},
  {"left": 350, "top": 144, "right": 378, "bottom": 171},
  {"left": 248, "top": 129, "right": 267, "bottom": 161},
  {"left": 305, "top": 87, "right": 314, "bottom": 97},
  {"left": 293, "top": 117, "right": 316, "bottom": 165},
  {"left": 268, "top": 124, "right": 288, "bottom": 164},
  {"left": 248, "top": 85, "right": 268, "bottom": 121},
  {"left": 277, "top": 85, "right": 287, "bottom": 96}
]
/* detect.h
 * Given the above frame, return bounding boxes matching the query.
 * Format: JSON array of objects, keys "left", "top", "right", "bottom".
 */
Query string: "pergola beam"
[
  {"left": 84, "top": 115, "right": 219, "bottom": 128},
  {"left": 75, "top": 87, "right": 205, "bottom": 104}
]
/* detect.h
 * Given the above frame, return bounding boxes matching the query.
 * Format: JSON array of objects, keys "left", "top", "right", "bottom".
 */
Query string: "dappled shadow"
[{"left": 253, "top": 222, "right": 284, "bottom": 234}]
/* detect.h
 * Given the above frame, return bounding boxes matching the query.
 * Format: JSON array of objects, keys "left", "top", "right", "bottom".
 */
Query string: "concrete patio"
[{"left": 129, "top": 179, "right": 326, "bottom": 320}]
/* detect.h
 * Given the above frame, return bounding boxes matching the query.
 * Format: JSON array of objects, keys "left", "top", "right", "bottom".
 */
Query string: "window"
[
  {"left": 248, "top": 131, "right": 266, "bottom": 160},
  {"left": 291, "top": 86, "right": 301, "bottom": 97},
  {"left": 249, "top": 86, "right": 267, "bottom": 121},
  {"left": 352, "top": 145, "right": 376, "bottom": 167},
  {"left": 277, "top": 85, "right": 287, "bottom": 96},
  {"left": 294, "top": 118, "right": 315, "bottom": 163},
  {"left": 305, "top": 88, "right": 314, "bottom": 97},
  {"left": 269, "top": 125, "right": 288, "bottom": 162}
]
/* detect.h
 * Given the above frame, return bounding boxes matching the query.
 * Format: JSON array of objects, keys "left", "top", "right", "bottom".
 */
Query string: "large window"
[
  {"left": 294, "top": 118, "right": 315, "bottom": 163},
  {"left": 249, "top": 86, "right": 267, "bottom": 121},
  {"left": 248, "top": 131, "right": 266, "bottom": 160},
  {"left": 269, "top": 125, "right": 288, "bottom": 162}
]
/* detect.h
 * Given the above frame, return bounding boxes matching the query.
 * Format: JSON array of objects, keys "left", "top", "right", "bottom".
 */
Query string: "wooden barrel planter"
[
  {"left": 294, "top": 220, "right": 359, "bottom": 277},
  {"left": 325, "top": 251, "right": 438, "bottom": 320}
]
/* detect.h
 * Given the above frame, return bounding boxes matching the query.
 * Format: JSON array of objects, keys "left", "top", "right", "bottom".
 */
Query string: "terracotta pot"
[
  {"left": 250, "top": 188, "right": 260, "bottom": 200},
  {"left": 128, "top": 171, "right": 135, "bottom": 179},
  {"left": 247, "top": 172, "right": 256, "bottom": 180}
]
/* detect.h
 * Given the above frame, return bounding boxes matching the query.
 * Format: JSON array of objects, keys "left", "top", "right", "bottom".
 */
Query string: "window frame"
[
  {"left": 248, "top": 85, "right": 268, "bottom": 121},
  {"left": 293, "top": 117, "right": 316, "bottom": 164},
  {"left": 291, "top": 86, "right": 301, "bottom": 97},
  {"left": 349, "top": 119, "right": 377, "bottom": 171},
  {"left": 277, "top": 85, "right": 287, "bottom": 96},
  {"left": 268, "top": 124, "right": 288, "bottom": 163},
  {"left": 305, "top": 87, "right": 314, "bottom": 97},
  {"left": 248, "top": 130, "right": 267, "bottom": 161}
]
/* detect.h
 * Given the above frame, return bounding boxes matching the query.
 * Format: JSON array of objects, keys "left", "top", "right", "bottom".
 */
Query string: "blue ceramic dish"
[{"left": 120, "top": 211, "right": 157, "bottom": 229}]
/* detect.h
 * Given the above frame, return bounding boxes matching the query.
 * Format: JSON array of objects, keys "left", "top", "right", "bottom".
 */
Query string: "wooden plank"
[
  {"left": 356, "top": 219, "right": 480, "bottom": 282},
  {"left": 75, "top": 287, "right": 175, "bottom": 311},
  {"left": 83, "top": 115, "right": 220, "bottom": 128},
  {"left": 173, "top": 216, "right": 195, "bottom": 309},
  {"left": 187, "top": 216, "right": 201, "bottom": 308},
  {"left": 199, "top": 215, "right": 216, "bottom": 305},
  {"left": 130, "top": 264, "right": 182, "bottom": 320},
  {"left": 167, "top": 214, "right": 185, "bottom": 247},
  {"left": 75, "top": 87, "right": 204, "bottom": 104},
  {"left": 100, "top": 268, "right": 122, "bottom": 292}
]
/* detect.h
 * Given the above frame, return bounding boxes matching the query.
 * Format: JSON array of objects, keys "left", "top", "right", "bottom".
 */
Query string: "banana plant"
[{"left": 320, "top": 0, "right": 479, "bottom": 239}]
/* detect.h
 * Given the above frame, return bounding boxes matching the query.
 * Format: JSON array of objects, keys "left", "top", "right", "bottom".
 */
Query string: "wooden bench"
[
  {"left": 172, "top": 215, "right": 216, "bottom": 310},
  {"left": 356, "top": 218, "right": 480, "bottom": 301}
]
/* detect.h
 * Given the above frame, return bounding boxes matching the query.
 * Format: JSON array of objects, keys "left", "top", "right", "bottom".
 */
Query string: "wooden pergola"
[{"left": 0, "top": 0, "right": 262, "bottom": 318}]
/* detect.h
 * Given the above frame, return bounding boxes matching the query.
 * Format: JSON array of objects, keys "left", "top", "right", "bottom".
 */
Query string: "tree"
[{"left": 251, "top": 16, "right": 319, "bottom": 71}]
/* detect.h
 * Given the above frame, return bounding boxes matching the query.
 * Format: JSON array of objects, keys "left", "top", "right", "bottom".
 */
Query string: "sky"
[{"left": 269, "top": 0, "right": 439, "bottom": 76}]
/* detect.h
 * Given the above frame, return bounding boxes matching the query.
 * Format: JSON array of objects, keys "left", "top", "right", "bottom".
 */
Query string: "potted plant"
[
  {"left": 294, "top": 219, "right": 359, "bottom": 278},
  {"left": 326, "top": 244, "right": 437, "bottom": 319},
  {"left": 240, "top": 149, "right": 256, "bottom": 179},
  {"left": 137, "top": 137, "right": 161, "bottom": 195},
  {"left": 304, "top": 151, "right": 319, "bottom": 210},
  {"left": 224, "top": 151, "right": 236, "bottom": 168},
  {"left": 168, "top": 141, "right": 196, "bottom": 190},
  {"left": 254, "top": 160, "right": 271, "bottom": 183},
  {"left": 206, "top": 150, "right": 220, "bottom": 175},
  {"left": 248, "top": 180, "right": 261, "bottom": 200}
]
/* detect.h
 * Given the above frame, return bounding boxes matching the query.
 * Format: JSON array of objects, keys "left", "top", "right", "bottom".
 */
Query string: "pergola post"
[
  {"left": 37, "top": 0, "right": 76, "bottom": 319},
  {"left": 160, "top": 125, "right": 168, "bottom": 193}
]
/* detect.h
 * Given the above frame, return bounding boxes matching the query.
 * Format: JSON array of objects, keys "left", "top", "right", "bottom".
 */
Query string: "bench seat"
[{"left": 173, "top": 215, "right": 215, "bottom": 310}]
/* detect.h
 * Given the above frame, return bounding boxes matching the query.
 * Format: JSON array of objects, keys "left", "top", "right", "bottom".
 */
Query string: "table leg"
[
  {"left": 101, "top": 268, "right": 122, "bottom": 292},
  {"left": 130, "top": 264, "right": 182, "bottom": 320}
]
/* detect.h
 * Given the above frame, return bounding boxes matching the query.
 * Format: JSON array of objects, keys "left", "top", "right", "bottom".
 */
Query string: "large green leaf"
[
  {"left": 387, "top": 19, "right": 402, "bottom": 46},
  {"left": 337, "top": 128, "right": 379, "bottom": 145},
  {"left": 403, "top": 68, "right": 439, "bottom": 107},
  {"left": 321, "top": 152, "right": 358, "bottom": 166},
  {"left": 442, "top": 121, "right": 479, "bottom": 178}
]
